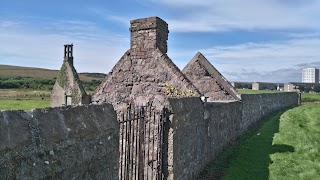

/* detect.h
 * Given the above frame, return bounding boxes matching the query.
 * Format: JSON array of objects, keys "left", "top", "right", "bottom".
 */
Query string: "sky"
[{"left": 1, "top": 0, "right": 320, "bottom": 83}]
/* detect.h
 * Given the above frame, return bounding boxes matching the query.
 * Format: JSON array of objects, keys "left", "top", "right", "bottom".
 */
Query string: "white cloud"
[
  {"left": 0, "top": 19, "right": 129, "bottom": 73},
  {"left": 146, "top": 0, "right": 320, "bottom": 32},
  {"left": 198, "top": 38, "right": 320, "bottom": 82}
]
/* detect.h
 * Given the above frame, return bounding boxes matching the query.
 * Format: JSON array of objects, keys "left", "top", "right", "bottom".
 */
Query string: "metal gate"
[{"left": 119, "top": 106, "right": 168, "bottom": 180}]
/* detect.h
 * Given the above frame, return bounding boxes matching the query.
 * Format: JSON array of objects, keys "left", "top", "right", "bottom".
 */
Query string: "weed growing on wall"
[{"left": 164, "top": 83, "right": 198, "bottom": 97}]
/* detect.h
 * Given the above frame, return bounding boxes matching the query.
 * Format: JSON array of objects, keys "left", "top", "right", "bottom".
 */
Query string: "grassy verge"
[
  {"left": 269, "top": 103, "right": 320, "bottom": 180},
  {"left": 199, "top": 110, "right": 287, "bottom": 180},
  {"left": 301, "top": 93, "right": 320, "bottom": 102},
  {"left": 199, "top": 103, "right": 320, "bottom": 180},
  {"left": 0, "top": 99, "right": 50, "bottom": 110}
]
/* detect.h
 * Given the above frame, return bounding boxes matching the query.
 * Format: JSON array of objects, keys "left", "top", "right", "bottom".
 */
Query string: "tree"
[
  {"left": 313, "top": 85, "right": 320, "bottom": 93},
  {"left": 299, "top": 86, "right": 305, "bottom": 92},
  {"left": 305, "top": 86, "right": 312, "bottom": 93}
]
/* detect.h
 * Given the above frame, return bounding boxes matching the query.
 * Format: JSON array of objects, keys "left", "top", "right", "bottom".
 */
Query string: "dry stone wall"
[
  {"left": 0, "top": 104, "right": 119, "bottom": 180},
  {"left": 167, "top": 92, "right": 298, "bottom": 179},
  {"left": 240, "top": 92, "right": 299, "bottom": 133}
]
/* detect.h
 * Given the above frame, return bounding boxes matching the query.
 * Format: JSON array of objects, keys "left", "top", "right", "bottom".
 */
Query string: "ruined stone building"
[
  {"left": 52, "top": 17, "right": 240, "bottom": 109},
  {"left": 182, "top": 52, "right": 241, "bottom": 101},
  {"left": 50, "top": 44, "right": 91, "bottom": 107},
  {"left": 92, "top": 17, "right": 200, "bottom": 111}
]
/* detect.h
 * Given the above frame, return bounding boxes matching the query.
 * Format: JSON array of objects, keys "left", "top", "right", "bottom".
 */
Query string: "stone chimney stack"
[
  {"left": 64, "top": 44, "right": 73, "bottom": 64},
  {"left": 130, "top": 17, "right": 169, "bottom": 55}
]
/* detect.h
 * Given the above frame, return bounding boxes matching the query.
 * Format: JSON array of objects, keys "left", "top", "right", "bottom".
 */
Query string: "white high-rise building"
[{"left": 302, "top": 68, "right": 319, "bottom": 83}]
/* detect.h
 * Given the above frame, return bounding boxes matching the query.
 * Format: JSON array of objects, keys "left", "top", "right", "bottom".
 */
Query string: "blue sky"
[{"left": 1, "top": 0, "right": 320, "bottom": 83}]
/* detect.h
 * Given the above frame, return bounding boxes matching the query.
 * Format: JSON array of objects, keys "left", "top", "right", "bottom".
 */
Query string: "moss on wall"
[{"left": 57, "top": 63, "right": 67, "bottom": 87}]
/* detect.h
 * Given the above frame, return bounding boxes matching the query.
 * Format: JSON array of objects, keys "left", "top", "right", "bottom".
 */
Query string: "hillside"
[{"left": 0, "top": 65, "right": 105, "bottom": 81}]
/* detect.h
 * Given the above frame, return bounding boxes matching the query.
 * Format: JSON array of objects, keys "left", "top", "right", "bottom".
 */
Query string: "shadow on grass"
[{"left": 199, "top": 109, "right": 294, "bottom": 180}]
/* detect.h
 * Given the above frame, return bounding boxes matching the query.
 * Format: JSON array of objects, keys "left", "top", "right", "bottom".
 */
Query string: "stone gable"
[
  {"left": 182, "top": 52, "right": 241, "bottom": 101},
  {"left": 92, "top": 17, "right": 199, "bottom": 111},
  {"left": 51, "top": 44, "right": 90, "bottom": 107}
]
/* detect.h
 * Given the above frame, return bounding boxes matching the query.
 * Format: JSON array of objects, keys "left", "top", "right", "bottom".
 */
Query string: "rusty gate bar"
[{"left": 119, "top": 106, "right": 167, "bottom": 180}]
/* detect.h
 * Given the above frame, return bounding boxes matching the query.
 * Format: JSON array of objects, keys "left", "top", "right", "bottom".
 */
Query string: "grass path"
[{"left": 200, "top": 103, "right": 320, "bottom": 180}]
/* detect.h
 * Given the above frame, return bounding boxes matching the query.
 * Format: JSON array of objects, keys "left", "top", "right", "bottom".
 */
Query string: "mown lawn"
[
  {"left": 0, "top": 99, "right": 50, "bottom": 110},
  {"left": 199, "top": 103, "right": 320, "bottom": 180}
]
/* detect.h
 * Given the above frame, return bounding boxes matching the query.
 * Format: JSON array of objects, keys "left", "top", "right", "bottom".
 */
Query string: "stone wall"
[
  {"left": 0, "top": 104, "right": 119, "bottom": 180},
  {"left": 240, "top": 92, "right": 299, "bottom": 133},
  {"left": 167, "top": 92, "right": 298, "bottom": 179},
  {"left": 167, "top": 97, "right": 205, "bottom": 180}
]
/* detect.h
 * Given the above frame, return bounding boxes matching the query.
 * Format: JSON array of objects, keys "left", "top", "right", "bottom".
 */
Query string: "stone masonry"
[
  {"left": 182, "top": 52, "right": 241, "bottom": 101},
  {"left": 51, "top": 44, "right": 90, "bottom": 107},
  {"left": 92, "top": 17, "right": 200, "bottom": 111}
]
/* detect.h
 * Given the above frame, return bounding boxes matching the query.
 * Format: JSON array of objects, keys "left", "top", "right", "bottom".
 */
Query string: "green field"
[
  {"left": 0, "top": 99, "right": 50, "bottom": 110},
  {"left": 200, "top": 103, "right": 320, "bottom": 180},
  {"left": 236, "top": 89, "right": 280, "bottom": 94},
  {"left": 0, "top": 89, "right": 51, "bottom": 110}
]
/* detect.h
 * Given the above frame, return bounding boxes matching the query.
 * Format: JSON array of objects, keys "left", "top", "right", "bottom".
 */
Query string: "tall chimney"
[
  {"left": 130, "top": 17, "right": 169, "bottom": 55},
  {"left": 64, "top": 44, "right": 73, "bottom": 64}
]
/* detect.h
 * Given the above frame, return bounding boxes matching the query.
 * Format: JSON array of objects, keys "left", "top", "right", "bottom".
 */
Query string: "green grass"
[
  {"left": 237, "top": 89, "right": 280, "bottom": 94},
  {"left": 269, "top": 104, "right": 320, "bottom": 180},
  {"left": 199, "top": 103, "right": 320, "bottom": 180},
  {"left": 0, "top": 99, "right": 50, "bottom": 110},
  {"left": 301, "top": 93, "right": 320, "bottom": 102}
]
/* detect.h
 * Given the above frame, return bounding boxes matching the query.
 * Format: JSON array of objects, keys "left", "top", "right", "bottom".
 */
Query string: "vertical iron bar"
[
  {"left": 146, "top": 107, "right": 151, "bottom": 180},
  {"left": 124, "top": 121, "right": 128, "bottom": 180},
  {"left": 160, "top": 108, "right": 166, "bottom": 179},
  {"left": 138, "top": 106, "right": 145, "bottom": 180},
  {"left": 120, "top": 114, "right": 125, "bottom": 179},
  {"left": 127, "top": 112, "right": 132, "bottom": 180},
  {"left": 135, "top": 111, "right": 139, "bottom": 180},
  {"left": 151, "top": 111, "right": 155, "bottom": 180},
  {"left": 126, "top": 107, "right": 131, "bottom": 180},
  {"left": 130, "top": 107, "right": 135, "bottom": 179}
]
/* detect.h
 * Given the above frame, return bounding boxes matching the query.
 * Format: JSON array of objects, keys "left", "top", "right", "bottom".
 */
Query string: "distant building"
[
  {"left": 284, "top": 82, "right": 319, "bottom": 92},
  {"left": 284, "top": 83, "right": 297, "bottom": 92},
  {"left": 302, "top": 68, "right": 319, "bottom": 83},
  {"left": 231, "top": 82, "right": 253, "bottom": 89},
  {"left": 51, "top": 44, "right": 91, "bottom": 107},
  {"left": 252, "top": 82, "right": 284, "bottom": 90}
]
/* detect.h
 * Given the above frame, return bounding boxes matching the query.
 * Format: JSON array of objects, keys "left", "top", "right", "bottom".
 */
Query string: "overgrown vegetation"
[
  {"left": 0, "top": 76, "right": 102, "bottom": 92},
  {"left": 0, "top": 76, "right": 56, "bottom": 90},
  {"left": 57, "top": 63, "right": 68, "bottom": 86},
  {"left": 200, "top": 103, "right": 320, "bottom": 180}
]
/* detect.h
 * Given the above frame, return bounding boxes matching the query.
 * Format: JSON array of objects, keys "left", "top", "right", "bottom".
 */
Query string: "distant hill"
[{"left": 0, "top": 65, "right": 105, "bottom": 81}]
